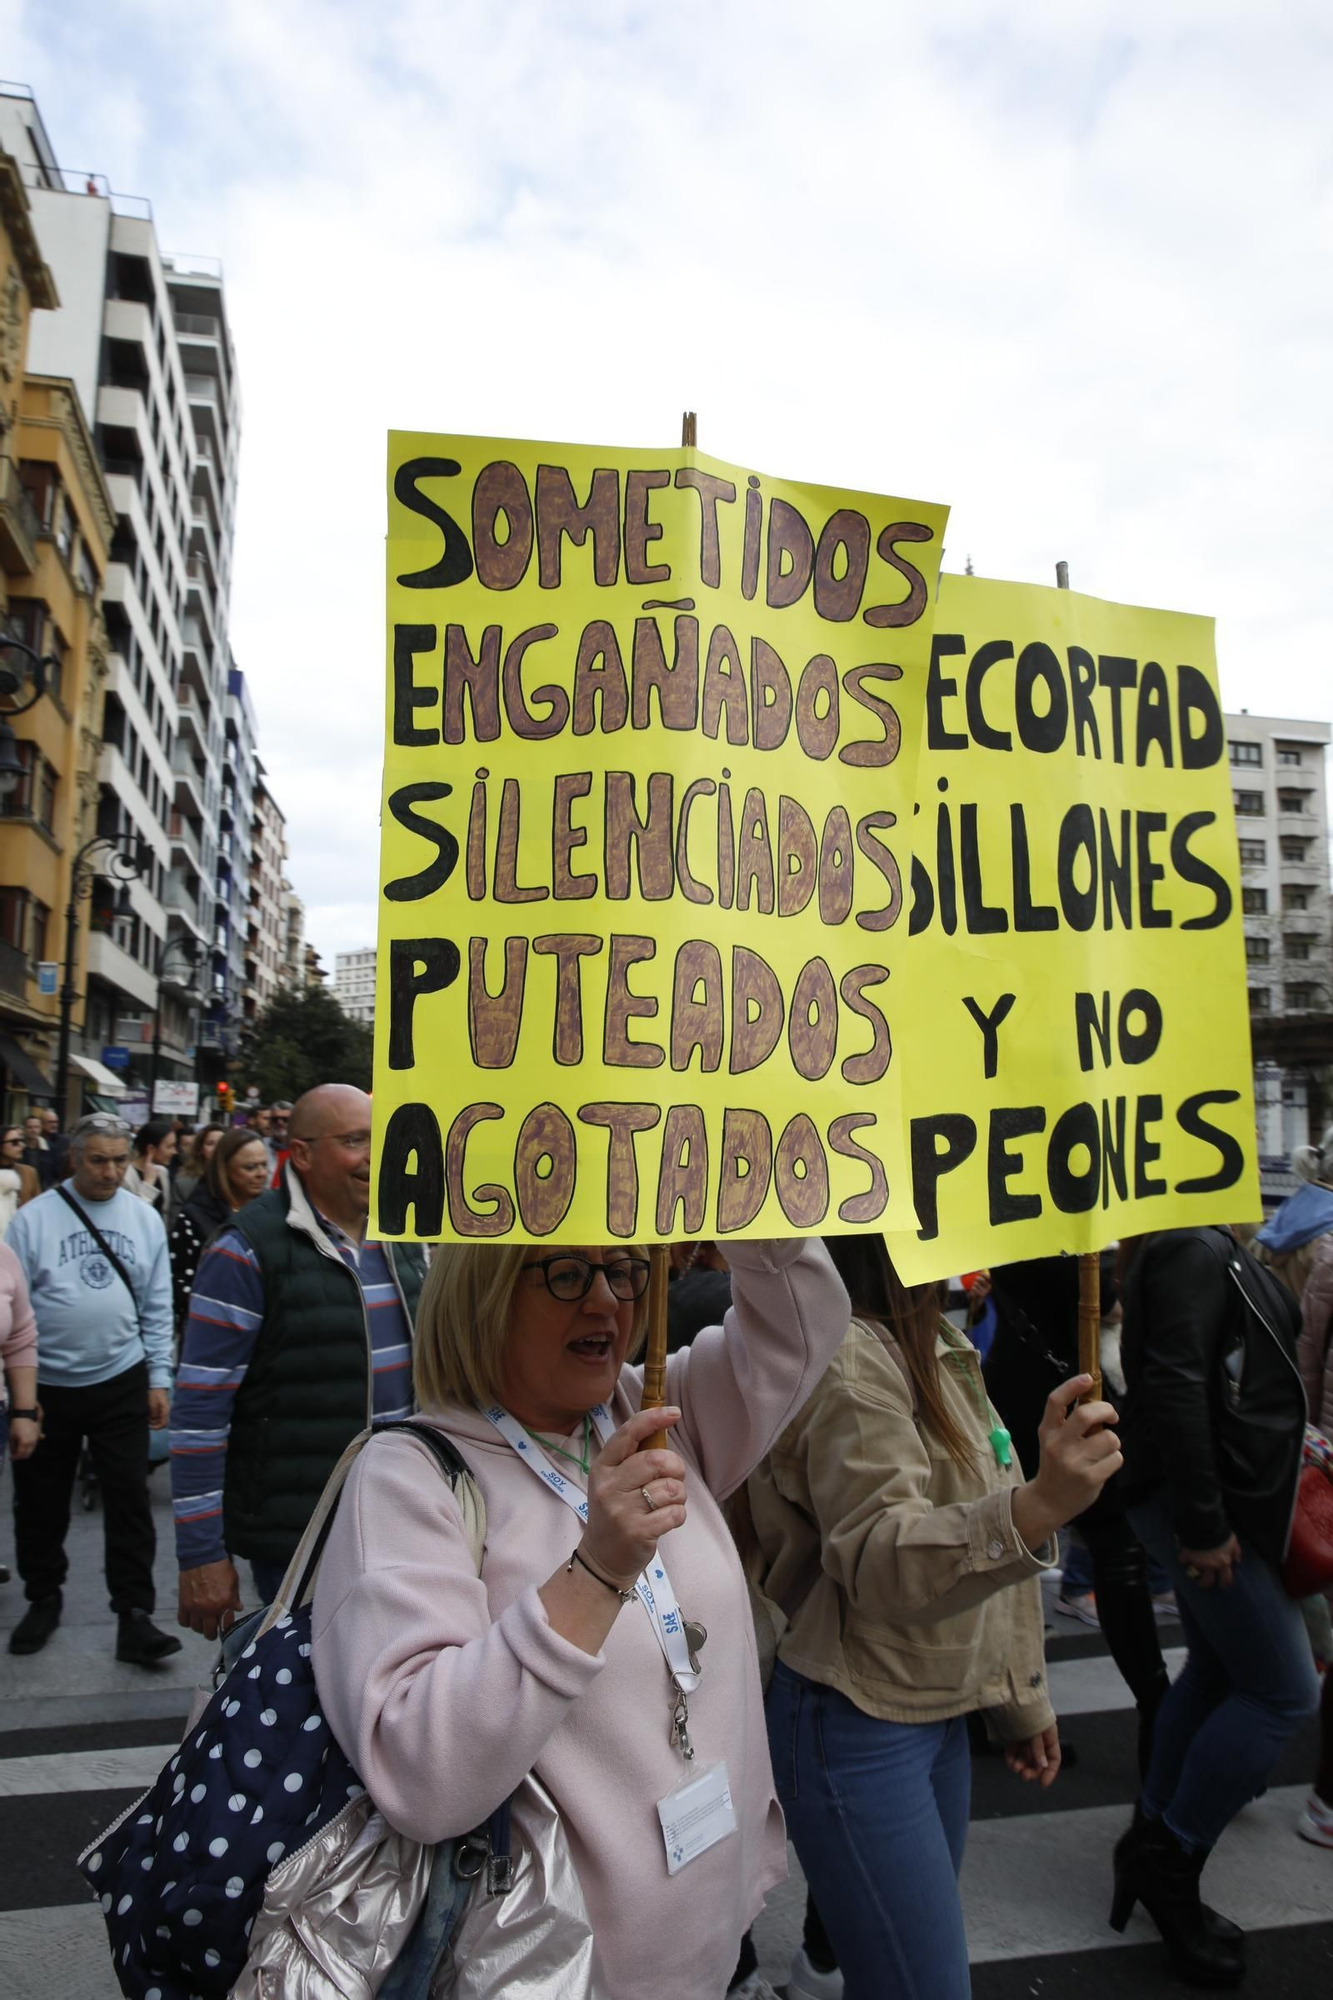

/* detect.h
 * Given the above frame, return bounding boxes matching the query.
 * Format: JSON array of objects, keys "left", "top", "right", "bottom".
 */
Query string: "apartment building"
[
  {"left": 281, "top": 885, "right": 305, "bottom": 990},
  {"left": 1227, "top": 709, "right": 1333, "bottom": 1164},
  {"left": 0, "top": 85, "right": 210, "bottom": 1102},
  {"left": 207, "top": 663, "right": 257, "bottom": 1063},
  {"left": 0, "top": 139, "right": 119, "bottom": 1119},
  {"left": 334, "top": 947, "right": 376, "bottom": 1025},
  {"left": 247, "top": 770, "right": 287, "bottom": 1024}
]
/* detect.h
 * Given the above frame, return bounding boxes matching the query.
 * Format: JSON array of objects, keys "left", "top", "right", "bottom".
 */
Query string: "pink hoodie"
[
  {"left": 312, "top": 1236, "right": 848, "bottom": 2000},
  {"left": 0, "top": 1239, "right": 37, "bottom": 1380}
]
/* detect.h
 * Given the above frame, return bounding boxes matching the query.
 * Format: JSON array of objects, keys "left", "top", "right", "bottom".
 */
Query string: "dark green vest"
[{"left": 222, "top": 1182, "right": 427, "bottom": 1564}]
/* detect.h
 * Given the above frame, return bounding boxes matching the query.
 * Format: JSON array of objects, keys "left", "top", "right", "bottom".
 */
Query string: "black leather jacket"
[{"left": 1120, "top": 1227, "right": 1306, "bottom": 1567}]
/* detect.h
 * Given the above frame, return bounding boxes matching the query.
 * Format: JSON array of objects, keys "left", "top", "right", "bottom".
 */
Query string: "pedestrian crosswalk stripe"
[{"left": 0, "top": 1745, "right": 166, "bottom": 1799}]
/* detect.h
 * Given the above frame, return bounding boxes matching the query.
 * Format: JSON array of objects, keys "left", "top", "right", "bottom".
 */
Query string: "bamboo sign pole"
[
  {"left": 641, "top": 1243, "right": 672, "bottom": 1453},
  {"left": 639, "top": 411, "right": 699, "bottom": 1453},
  {"left": 1055, "top": 558, "right": 1105, "bottom": 1404}
]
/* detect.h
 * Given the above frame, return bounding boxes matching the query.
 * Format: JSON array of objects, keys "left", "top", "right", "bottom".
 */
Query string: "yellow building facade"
[{"left": 0, "top": 148, "right": 113, "bottom": 1119}]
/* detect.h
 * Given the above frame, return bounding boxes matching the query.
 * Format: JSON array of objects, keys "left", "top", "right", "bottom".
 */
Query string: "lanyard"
[{"left": 482, "top": 1403, "right": 700, "bottom": 1696}]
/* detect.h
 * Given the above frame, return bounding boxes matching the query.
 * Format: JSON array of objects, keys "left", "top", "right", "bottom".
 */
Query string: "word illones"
[
  {"left": 394, "top": 456, "right": 935, "bottom": 624},
  {"left": 392, "top": 616, "right": 904, "bottom": 762}
]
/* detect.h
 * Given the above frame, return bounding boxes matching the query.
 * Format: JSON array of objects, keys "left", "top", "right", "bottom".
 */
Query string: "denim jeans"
[
  {"left": 1128, "top": 1489, "right": 1320, "bottom": 1851},
  {"left": 766, "top": 1660, "right": 972, "bottom": 2000}
]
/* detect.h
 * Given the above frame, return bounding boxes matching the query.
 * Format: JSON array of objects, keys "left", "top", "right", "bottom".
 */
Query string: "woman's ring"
[
  {"left": 642, "top": 1485, "right": 657, "bottom": 1512},
  {"left": 1183, "top": 1563, "right": 1202, "bottom": 1580}
]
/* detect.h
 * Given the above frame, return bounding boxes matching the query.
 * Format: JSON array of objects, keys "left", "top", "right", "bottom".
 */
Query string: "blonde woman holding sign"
[{"left": 312, "top": 1234, "right": 849, "bottom": 2000}]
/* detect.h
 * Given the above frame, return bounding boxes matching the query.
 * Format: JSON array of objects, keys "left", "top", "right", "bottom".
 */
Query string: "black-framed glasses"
[{"left": 522, "top": 1254, "right": 651, "bottom": 1303}]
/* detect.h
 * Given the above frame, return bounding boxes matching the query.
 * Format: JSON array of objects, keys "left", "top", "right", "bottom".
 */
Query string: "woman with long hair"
[
  {"left": 168, "top": 1127, "right": 270, "bottom": 1331},
  {"left": 748, "top": 1233, "right": 1121, "bottom": 2000},
  {"left": 0, "top": 1126, "right": 40, "bottom": 1236}
]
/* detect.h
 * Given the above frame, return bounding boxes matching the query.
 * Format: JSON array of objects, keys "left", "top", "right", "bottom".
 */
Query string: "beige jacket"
[
  {"left": 1298, "top": 1232, "right": 1333, "bottom": 1433},
  {"left": 748, "top": 1317, "right": 1056, "bottom": 1739}
]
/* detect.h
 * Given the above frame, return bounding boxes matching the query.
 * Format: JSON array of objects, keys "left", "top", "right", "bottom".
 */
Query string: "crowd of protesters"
[{"left": 0, "top": 1091, "right": 1330, "bottom": 1996}]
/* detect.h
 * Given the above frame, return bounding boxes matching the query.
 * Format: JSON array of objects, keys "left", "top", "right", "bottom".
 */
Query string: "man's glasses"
[
  {"left": 522, "top": 1254, "right": 651, "bottom": 1302},
  {"left": 80, "top": 1115, "right": 131, "bottom": 1137}
]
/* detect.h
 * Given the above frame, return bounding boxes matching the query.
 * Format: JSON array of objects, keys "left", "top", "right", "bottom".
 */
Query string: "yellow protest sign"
[
  {"left": 373, "top": 432, "right": 948, "bottom": 1243},
  {"left": 888, "top": 573, "right": 1259, "bottom": 1285}
]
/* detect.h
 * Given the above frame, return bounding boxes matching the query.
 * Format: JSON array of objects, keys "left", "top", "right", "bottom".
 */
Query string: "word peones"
[
  {"left": 377, "top": 1097, "right": 892, "bottom": 1241},
  {"left": 388, "top": 934, "right": 893, "bottom": 1084},
  {"left": 394, "top": 455, "right": 935, "bottom": 625},
  {"left": 910, "top": 1088, "right": 1244, "bottom": 1240}
]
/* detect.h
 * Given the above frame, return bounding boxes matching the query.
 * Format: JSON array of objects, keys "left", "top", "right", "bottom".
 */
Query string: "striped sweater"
[{"left": 170, "top": 1213, "right": 412, "bottom": 1570}]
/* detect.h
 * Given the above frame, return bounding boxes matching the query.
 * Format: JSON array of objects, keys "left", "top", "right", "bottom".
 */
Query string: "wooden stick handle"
[
  {"left": 640, "top": 1242, "right": 670, "bottom": 1452},
  {"left": 1077, "top": 1251, "right": 1103, "bottom": 1404}
]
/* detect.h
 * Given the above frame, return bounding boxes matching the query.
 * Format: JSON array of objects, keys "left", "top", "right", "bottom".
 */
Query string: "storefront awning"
[
  {"left": 69, "top": 1052, "right": 128, "bottom": 1099},
  {"left": 0, "top": 1032, "right": 55, "bottom": 1098}
]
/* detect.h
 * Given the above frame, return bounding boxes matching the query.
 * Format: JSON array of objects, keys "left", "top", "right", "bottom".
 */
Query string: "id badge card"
[{"left": 657, "top": 1760, "right": 738, "bottom": 1876}]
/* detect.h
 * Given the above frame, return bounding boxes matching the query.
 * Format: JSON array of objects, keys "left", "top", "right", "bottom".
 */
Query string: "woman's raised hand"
[{"left": 580, "top": 1406, "right": 688, "bottom": 1586}]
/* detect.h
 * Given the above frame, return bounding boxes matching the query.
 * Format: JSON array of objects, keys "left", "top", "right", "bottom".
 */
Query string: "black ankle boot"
[
  {"left": 8, "top": 1591, "right": 62, "bottom": 1654},
  {"left": 116, "top": 1608, "right": 183, "bottom": 1666},
  {"left": 1110, "top": 1814, "right": 1243, "bottom": 1985}
]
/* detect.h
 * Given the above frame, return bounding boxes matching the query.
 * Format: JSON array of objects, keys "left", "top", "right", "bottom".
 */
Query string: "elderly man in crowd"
[
  {"left": 6, "top": 1113, "right": 179, "bottom": 1664},
  {"left": 171, "top": 1083, "right": 427, "bottom": 1637}
]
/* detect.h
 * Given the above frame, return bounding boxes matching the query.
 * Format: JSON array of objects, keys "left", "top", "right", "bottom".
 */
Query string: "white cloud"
[{"left": 8, "top": 0, "right": 1333, "bottom": 953}]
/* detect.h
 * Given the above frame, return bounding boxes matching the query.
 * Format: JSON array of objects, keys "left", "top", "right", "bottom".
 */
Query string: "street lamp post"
[
  {"left": 56, "top": 831, "right": 149, "bottom": 1120},
  {"left": 151, "top": 934, "right": 203, "bottom": 1098}
]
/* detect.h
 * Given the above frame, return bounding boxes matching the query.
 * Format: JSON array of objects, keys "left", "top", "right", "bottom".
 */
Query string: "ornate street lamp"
[
  {"left": 56, "top": 830, "right": 151, "bottom": 1116},
  {"left": 0, "top": 633, "right": 49, "bottom": 795}
]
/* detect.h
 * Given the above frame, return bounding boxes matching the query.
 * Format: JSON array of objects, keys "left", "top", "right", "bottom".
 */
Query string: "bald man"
[{"left": 170, "top": 1085, "right": 428, "bottom": 1636}]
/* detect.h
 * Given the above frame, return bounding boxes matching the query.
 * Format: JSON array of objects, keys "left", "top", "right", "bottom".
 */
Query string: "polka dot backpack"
[{"left": 78, "top": 1421, "right": 496, "bottom": 2000}]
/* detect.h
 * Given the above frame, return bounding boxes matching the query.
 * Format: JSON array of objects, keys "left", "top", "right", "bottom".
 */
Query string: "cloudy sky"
[{"left": 4, "top": 0, "right": 1331, "bottom": 961}]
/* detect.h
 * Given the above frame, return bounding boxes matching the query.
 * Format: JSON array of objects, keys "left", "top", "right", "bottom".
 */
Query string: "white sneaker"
[
  {"left": 729, "top": 1975, "right": 781, "bottom": 2000},
  {"left": 787, "top": 1945, "right": 844, "bottom": 1999},
  {"left": 1053, "top": 1590, "right": 1101, "bottom": 1629},
  {"left": 1296, "top": 1792, "right": 1333, "bottom": 1847}
]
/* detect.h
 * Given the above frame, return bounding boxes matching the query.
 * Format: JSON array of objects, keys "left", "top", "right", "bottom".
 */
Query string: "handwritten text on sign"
[
  {"left": 888, "top": 573, "right": 1259, "bottom": 1284},
  {"left": 373, "top": 434, "right": 949, "bottom": 1242}
]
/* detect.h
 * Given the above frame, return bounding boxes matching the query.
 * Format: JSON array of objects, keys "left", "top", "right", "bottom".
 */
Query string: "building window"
[
  {"left": 1242, "top": 887, "right": 1267, "bottom": 914},
  {"left": 37, "top": 759, "right": 56, "bottom": 832},
  {"left": 0, "top": 740, "right": 36, "bottom": 817},
  {"left": 1233, "top": 791, "right": 1264, "bottom": 816},
  {"left": 0, "top": 886, "right": 46, "bottom": 960},
  {"left": 1277, "top": 746, "right": 1303, "bottom": 767},
  {"left": 1285, "top": 936, "right": 1313, "bottom": 961},
  {"left": 1283, "top": 885, "right": 1311, "bottom": 911},
  {"left": 1245, "top": 936, "right": 1269, "bottom": 963},
  {"left": 17, "top": 459, "right": 58, "bottom": 529},
  {"left": 1281, "top": 837, "right": 1310, "bottom": 862},
  {"left": 1238, "top": 839, "right": 1266, "bottom": 866},
  {"left": 1285, "top": 984, "right": 1318, "bottom": 1011},
  {"left": 5, "top": 596, "right": 45, "bottom": 656},
  {"left": 1277, "top": 789, "right": 1310, "bottom": 814},
  {"left": 1229, "top": 741, "right": 1262, "bottom": 765},
  {"left": 1248, "top": 988, "right": 1270, "bottom": 1013}
]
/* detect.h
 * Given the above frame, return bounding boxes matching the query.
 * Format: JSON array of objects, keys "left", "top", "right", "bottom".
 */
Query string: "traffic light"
[{"left": 216, "top": 1080, "right": 233, "bottom": 1118}]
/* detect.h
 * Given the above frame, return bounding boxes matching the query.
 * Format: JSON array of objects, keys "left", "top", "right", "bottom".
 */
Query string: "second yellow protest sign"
[
  {"left": 374, "top": 433, "right": 949, "bottom": 1242},
  {"left": 888, "top": 572, "right": 1260, "bottom": 1284}
]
